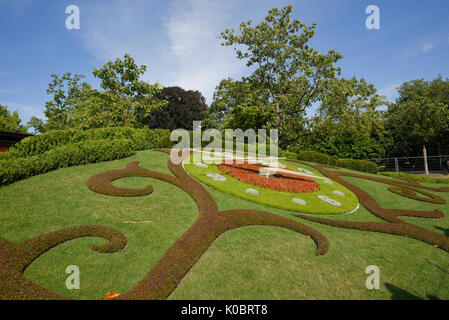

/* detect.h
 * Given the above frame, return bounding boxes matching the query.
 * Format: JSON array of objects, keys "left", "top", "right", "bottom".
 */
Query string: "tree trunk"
[
  {"left": 275, "top": 99, "right": 281, "bottom": 145},
  {"left": 423, "top": 144, "right": 429, "bottom": 176}
]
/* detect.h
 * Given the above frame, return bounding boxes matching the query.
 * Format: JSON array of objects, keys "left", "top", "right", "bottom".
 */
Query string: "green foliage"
[
  {"left": 297, "top": 150, "right": 378, "bottom": 173},
  {"left": 6, "top": 127, "right": 172, "bottom": 159},
  {"left": 220, "top": 5, "right": 342, "bottom": 144},
  {"left": 29, "top": 54, "right": 167, "bottom": 132},
  {"left": 0, "top": 104, "right": 28, "bottom": 133},
  {"left": 380, "top": 172, "right": 449, "bottom": 185},
  {"left": 298, "top": 151, "right": 336, "bottom": 166},
  {"left": 224, "top": 105, "right": 270, "bottom": 131},
  {"left": 303, "top": 77, "right": 387, "bottom": 159},
  {"left": 335, "top": 159, "right": 378, "bottom": 174},
  {"left": 0, "top": 139, "right": 134, "bottom": 185},
  {"left": 41, "top": 73, "right": 89, "bottom": 131},
  {"left": 279, "top": 150, "right": 298, "bottom": 160},
  {"left": 204, "top": 78, "right": 270, "bottom": 130},
  {"left": 385, "top": 76, "right": 449, "bottom": 156}
]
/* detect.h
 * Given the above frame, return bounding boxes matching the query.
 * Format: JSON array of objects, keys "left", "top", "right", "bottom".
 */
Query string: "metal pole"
[{"left": 395, "top": 158, "right": 399, "bottom": 173}]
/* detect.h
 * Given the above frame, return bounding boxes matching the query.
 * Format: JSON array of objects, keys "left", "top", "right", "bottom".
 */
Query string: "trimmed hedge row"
[
  {"left": 380, "top": 172, "right": 449, "bottom": 185},
  {"left": 298, "top": 151, "right": 336, "bottom": 166},
  {"left": 335, "top": 158, "right": 378, "bottom": 174},
  {"left": 1, "top": 127, "right": 172, "bottom": 160},
  {"left": 0, "top": 139, "right": 134, "bottom": 185},
  {"left": 296, "top": 151, "right": 378, "bottom": 174}
]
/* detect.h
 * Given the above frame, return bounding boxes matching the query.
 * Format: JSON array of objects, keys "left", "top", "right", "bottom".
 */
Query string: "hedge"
[
  {"left": 0, "top": 139, "right": 134, "bottom": 185},
  {"left": 297, "top": 151, "right": 336, "bottom": 166},
  {"left": 2, "top": 127, "right": 172, "bottom": 159},
  {"left": 380, "top": 172, "right": 449, "bottom": 185},
  {"left": 335, "top": 158, "right": 378, "bottom": 174},
  {"left": 279, "top": 150, "right": 298, "bottom": 160}
]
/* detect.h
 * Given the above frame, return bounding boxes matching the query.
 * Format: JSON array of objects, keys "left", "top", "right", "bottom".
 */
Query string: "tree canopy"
[
  {"left": 220, "top": 5, "right": 342, "bottom": 146},
  {"left": 0, "top": 105, "right": 28, "bottom": 133},
  {"left": 146, "top": 86, "right": 208, "bottom": 130},
  {"left": 29, "top": 54, "right": 167, "bottom": 132},
  {"left": 385, "top": 76, "right": 449, "bottom": 157}
]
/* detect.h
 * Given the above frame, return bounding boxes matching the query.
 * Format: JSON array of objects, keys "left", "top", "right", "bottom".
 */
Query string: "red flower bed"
[{"left": 218, "top": 161, "right": 320, "bottom": 193}]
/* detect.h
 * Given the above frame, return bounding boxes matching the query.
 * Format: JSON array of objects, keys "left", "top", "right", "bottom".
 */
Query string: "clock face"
[{"left": 184, "top": 152, "right": 359, "bottom": 215}]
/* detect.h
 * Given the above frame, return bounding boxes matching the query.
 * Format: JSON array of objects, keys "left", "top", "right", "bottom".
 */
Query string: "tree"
[
  {"left": 220, "top": 5, "right": 342, "bottom": 145},
  {"left": 27, "top": 117, "right": 45, "bottom": 133},
  {"left": 38, "top": 72, "right": 90, "bottom": 132},
  {"left": 224, "top": 105, "right": 270, "bottom": 131},
  {"left": 28, "top": 54, "right": 167, "bottom": 131},
  {"left": 203, "top": 78, "right": 270, "bottom": 130},
  {"left": 70, "top": 54, "right": 166, "bottom": 129},
  {"left": 385, "top": 77, "right": 449, "bottom": 175},
  {"left": 0, "top": 105, "right": 28, "bottom": 133},
  {"left": 300, "top": 77, "right": 387, "bottom": 159},
  {"left": 145, "top": 86, "right": 208, "bottom": 130}
]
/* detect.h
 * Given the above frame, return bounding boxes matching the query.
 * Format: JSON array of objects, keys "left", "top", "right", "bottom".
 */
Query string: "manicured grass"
[
  {"left": 0, "top": 150, "right": 198, "bottom": 299},
  {"left": 1, "top": 150, "right": 448, "bottom": 299},
  {"left": 170, "top": 178, "right": 449, "bottom": 300},
  {"left": 184, "top": 156, "right": 359, "bottom": 215}
]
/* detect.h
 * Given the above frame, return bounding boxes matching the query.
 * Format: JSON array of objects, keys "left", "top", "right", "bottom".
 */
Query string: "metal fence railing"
[{"left": 366, "top": 155, "right": 449, "bottom": 173}]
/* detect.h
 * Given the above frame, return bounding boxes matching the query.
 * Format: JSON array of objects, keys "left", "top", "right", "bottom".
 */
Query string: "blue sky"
[{"left": 1, "top": 0, "right": 448, "bottom": 125}]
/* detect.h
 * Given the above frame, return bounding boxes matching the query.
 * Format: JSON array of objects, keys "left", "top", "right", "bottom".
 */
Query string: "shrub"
[
  {"left": 6, "top": 127, "right": 171, "bottom": 158},
  {"left": 279, "top": 150, "right": 298, "bottom": 160},
  {"left": 0, "top": 139, "right": 134, "bottom": 185},
  {"left": 335, "top": 158, "right": 378, "bottom": 174},
  {"left": 380, "top": 172, "right": 449, "bottom": 185},
  {"left": 298, "top": 151, "right": 336, "bottom": 166}
]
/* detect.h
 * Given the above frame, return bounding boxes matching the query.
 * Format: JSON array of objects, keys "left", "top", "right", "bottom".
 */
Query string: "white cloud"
[
  {"left": 422, "top": 43, "right": 434, "bottom": 53},
  {"left": 76, "top": 0, "right": 246, "bottom": 104},
  {"left": 165, "top": 0, "right": 244, "bottom": 101}
]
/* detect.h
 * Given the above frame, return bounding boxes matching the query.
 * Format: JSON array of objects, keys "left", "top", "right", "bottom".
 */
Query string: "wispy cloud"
[
  {"left": 422, "top": 43, "right": 434, "bottom": 53},
  {"left": 76, "top": 0, "right": 246, "bottom": 104},
  {"left": 165, "top": 0, "right": 244, "bottom": 100}
]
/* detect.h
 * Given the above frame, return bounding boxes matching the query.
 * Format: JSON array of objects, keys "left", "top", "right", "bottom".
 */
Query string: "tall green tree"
[
  {"left": 70, "top": 54, "right": 166, "bottom": 129},
  {"left": 0, "top": 105, "right": 28, "bottom": 133},
  {"left": 385, "top": 76, "right": 449, "bottom": 174},
  {"left": 303, "top": 78, "right": 387, "bottom": 159},
  {"left": 39, "top": 72, "right": 89, "bottom": 132},
  {"left": 224, "top": 105, "right": 270, "bottom": 131},
  {"left": 204, "top": 78, "right": 270, "bottom": 130},
  {"left": 220, "top": 5, "right": 342, "bottom": 145}
]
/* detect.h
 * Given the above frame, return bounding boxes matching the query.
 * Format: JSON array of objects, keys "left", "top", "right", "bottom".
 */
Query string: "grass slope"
[{"left": 0, "top": 150, "right": 448, "bottom": 299}]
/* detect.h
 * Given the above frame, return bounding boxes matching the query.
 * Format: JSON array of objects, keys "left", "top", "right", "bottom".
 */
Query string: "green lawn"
[
  {"left": 1, "top": 150, "right": 448, "bottom": 299},
  {"left": 184, "top": 155, "right": 359, "bottom": 215}
]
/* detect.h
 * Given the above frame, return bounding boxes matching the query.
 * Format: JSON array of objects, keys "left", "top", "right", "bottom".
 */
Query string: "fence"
[{"left": 367, "top": 155, "right": 449, "bottom": 173}]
